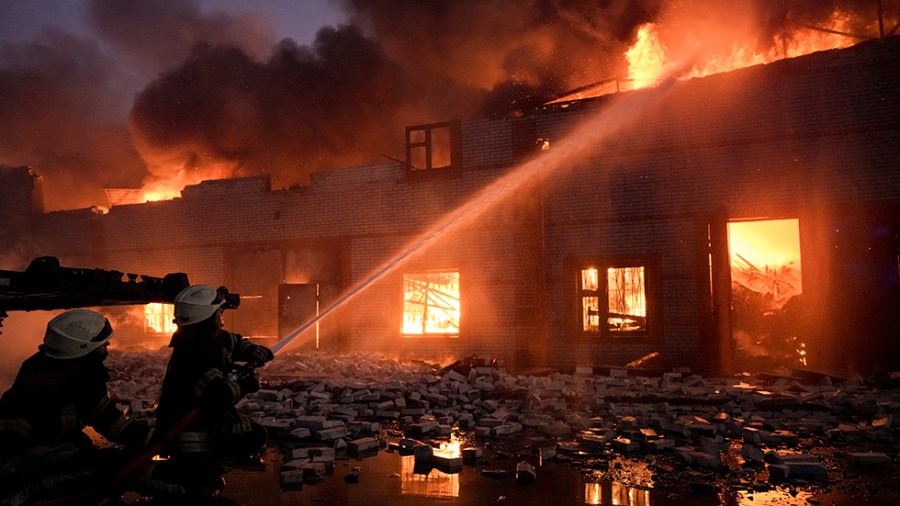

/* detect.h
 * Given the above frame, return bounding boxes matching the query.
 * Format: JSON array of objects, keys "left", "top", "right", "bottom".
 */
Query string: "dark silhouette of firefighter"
[
  {"left": 153, "top": 284, "right": 273, "bottom": 497},
  {"left": 0, "top": 309, "right": 153, "bottom": 505}
]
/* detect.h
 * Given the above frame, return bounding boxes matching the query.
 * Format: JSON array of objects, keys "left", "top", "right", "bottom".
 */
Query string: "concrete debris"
[
  {"left": 765, "top": 452, "right": 829, "bottom": 479},
  {"left": 104, "top": 350, "right": 900, "bottom": 495},
  {"left": 348, "top": 437, "right": 379, "bottom": 454},
  {"left": 462, "top": 447, "right": 483, "bottom": 463},
  {"left": 741, "top": 444, "right": 765, "bottom": 463},
  {"left": 515, "top": 461, "right": 536, "bottom": 483},
  {"left": 846, "top": 452, "right": 891, "bottom": 467}
]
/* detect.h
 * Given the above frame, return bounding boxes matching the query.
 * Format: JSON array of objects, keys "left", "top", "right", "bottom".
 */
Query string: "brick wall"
[{"left": 6, "top": 37, "right": 899, "bottom": 372}]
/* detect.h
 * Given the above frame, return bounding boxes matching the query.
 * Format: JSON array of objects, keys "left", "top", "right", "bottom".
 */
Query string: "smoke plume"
[
  {"left": 0, "top": 0, "right": 895, "bottom": 209},
  {"left": 0, "top": 28, "right": 144, "bottom": 210}
]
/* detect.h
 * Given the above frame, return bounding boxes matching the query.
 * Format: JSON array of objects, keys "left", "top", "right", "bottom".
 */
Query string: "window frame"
[
  {"left": 571, "top": 256, "right": 658, "bottom": 340},
  {"left": 401, "top": 269, "right": 461, "bottom": 339},
  {"left": 405, "top": 120, "right": 461, "bottom": 178}
]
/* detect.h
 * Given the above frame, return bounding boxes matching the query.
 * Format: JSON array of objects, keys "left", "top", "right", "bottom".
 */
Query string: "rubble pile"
[{"left": 104, "top": 349, "right": 900, "bottom": 497}]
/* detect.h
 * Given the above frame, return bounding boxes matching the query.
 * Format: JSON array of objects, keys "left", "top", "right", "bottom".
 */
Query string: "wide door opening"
[{"left": 728, "top": 219, "right": 804, "bottom": 371}]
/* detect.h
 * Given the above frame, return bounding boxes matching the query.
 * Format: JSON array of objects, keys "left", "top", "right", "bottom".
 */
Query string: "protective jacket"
[
  {"left": 0, "top": 351, "right": 151, "bottom": 456},
  {"left": 0, "top": 350, "right": 151, "bottom": 503},
  {"left": 156, "top": 325, "right": 266, "bottom": 467},
  {"left": 156, "top": 327, "right": 260, "bottom": 435}
]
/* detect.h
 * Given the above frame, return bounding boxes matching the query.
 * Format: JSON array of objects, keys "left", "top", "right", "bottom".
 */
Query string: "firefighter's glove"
[
  {"left": 236, "top": 369, "right": 261, "bottom": 396},
  {"left": 249, "top": 344, "right": 274, "bottom": 365}
]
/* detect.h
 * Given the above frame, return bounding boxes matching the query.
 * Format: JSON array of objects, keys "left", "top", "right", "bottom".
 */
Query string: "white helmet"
[
  {"left": 173, "top": 285, "right": 224, "bottom": 326},
  {"left": 42, "top": 309, "right": 114, "bottom": 359}
]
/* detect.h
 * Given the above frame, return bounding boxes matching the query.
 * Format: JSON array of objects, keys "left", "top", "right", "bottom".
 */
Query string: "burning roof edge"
[{"left": 537, "top": 35, "right": 900, "bottom": 114}]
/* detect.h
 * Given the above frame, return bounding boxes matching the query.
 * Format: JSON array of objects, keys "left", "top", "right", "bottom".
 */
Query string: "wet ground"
[
  {"left": 98, "top": 350, "right": 900, "bottom": 506},
  {"left": 210, "top": 429, "right": 900, "bottom": 506}
]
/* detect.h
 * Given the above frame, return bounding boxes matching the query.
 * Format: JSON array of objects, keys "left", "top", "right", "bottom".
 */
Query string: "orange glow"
[
  {"left": 585, "top": 482, "right": 602, "bottom": 505},
  {"left": 728, "top": 219, "right": 802, "bottom": 310},
  {"left": 141, "top": 188, "right": 182, "bottom": 203},
  {"left": 584, "top": 482, "right": 652, "bottom": 505},
  {"left": 402, "top": 271, "right": 460, "bottom": 337},
  {"left": 581, "top": 266, "right": 647, "bottom": 334},
  {"left": 399, "top": 454, "right": 459, "bottom": 498},
  {"left": 625, "top": 11, "right": 857, "bottom": 89},
  {"left": 625, "top": 24, "right": 669, "bottom": 88},
  {"left": 144, "top": 303, "right": 176, "bottom": 334},
  {"left": 729, "top": 220, "right": 801, "bottom": 271},
  {"left": 137, "top": 174, "right": 191, "bottom": 203},
  {"left": 133, "top": 159, "right": 239, "bottom": 205},
  {"left": 432, "top": 439, "right": 461, "bottom": 460}
]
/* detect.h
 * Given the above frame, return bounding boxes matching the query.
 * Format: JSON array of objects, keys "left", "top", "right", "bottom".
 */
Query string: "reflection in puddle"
[
  {"left": 585, "top": 482, "right": 651, "bottom": 505},
  {"left": 737, "top": 487, "right": 813, "bottom": 506},
  {"left": 400, "top": 455, "right": 460, "bottom": 498},
  {"left": 400, "top": 439, "right": 462, "bottom": 498}
]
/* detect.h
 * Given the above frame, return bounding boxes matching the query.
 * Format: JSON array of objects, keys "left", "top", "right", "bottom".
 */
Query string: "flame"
[
  {"left": 134, "top": 159, "right": 240, "bottom": 204},
  {"left": 728, "top": 220, "right": 801, "bottom": 271},
  {"left": 625, "top": 24, "right": 670, "bottom": 88},
  {"left": 432, "top": 439, "right": 461, "bottom": 459},
  {"left": 145, "top": 303, "right": 177, "bottom": 334},
  {"left": 137, "top": 173, "right": 193, "bottom": 203},
  {"left": 728, "top": 219, "right": 802, "bottom": 309},
  {"left": 402, "top": 271, "right": 460, "bottom": 336},
  {"left": 141, "top": 188, "right": 182, "bottom": 203},
  {"left": 625, "top": 11, "right": 858, "bottom": 88}
]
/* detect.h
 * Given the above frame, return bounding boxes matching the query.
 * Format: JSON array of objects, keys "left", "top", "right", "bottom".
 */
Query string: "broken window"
[
  {"left": 405, "top": 121, "right": 460, "bottom": 174},
  {"left": 579, "top": 265, "right": 647, "bottom": 336},
  {"left": 402, "top": 270, "right": 460, "bottom": 337}
]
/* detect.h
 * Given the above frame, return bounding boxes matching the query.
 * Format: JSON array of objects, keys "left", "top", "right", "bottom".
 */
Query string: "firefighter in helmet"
[
  {"left": 153, "top": 284, "right": 273, "bottom": 497},
  {"left": 0, "top": 309, "right": 153, "bottom": 505}
]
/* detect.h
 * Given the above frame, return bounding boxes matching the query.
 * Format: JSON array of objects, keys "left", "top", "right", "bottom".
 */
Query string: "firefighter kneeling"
[
  {"left": 150, "top": 285, "right": 273, "bottom": 498},
  {"left": 0, "top": 309, "right": 154, "bottom": 505}
]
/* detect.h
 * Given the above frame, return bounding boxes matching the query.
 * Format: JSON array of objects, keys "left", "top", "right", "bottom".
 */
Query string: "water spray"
[{"left": 270, "top": 64, "right": 694, "bottom": 357}]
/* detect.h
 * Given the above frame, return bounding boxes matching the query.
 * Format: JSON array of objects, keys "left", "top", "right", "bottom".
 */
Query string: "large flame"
[
  {"left": 625, "top": 24, "right": 669, "bottom": 88},
  {"left": 626, "top": 10, "right": 858, "bottom": 88},
  {"left": 145, "top": 303, "right": 176, "bottom": 334},
  {"left": 104, "top": 160, "right": 241, "bottom": 207}
]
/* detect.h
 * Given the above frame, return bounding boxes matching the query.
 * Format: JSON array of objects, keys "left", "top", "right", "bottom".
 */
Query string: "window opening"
[
  {"left": 145, "top": 303, "right": 176, "bottom": 334},
  {"left": 405, "top": 121, "right": 459, "bottom": 173},
  {"left": 403, "top": 270, "right": 460, "bottom": 337},
  {"left": 580, "top": 264, "right": 647, "bottom": 336},
  {"left": 607, "top": 266, "right": 646, "bottom": 333}
]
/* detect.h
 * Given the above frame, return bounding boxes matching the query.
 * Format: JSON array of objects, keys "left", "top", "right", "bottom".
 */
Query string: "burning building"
[{"left": 2, "top": 35, "right": 899, "bottom": 376}]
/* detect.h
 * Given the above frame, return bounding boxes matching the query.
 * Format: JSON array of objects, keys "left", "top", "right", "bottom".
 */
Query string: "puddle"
[{"left": 220, "top": 438, "right": 701, "bottom": 506}]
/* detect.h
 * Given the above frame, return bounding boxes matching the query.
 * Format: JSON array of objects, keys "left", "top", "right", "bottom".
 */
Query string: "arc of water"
[{"left": 271, "top": 66, "right": 691, "bottom": 356}]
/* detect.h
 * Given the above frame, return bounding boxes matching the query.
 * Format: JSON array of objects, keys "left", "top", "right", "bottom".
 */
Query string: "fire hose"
[{"left": 115, "top": 360, "right": 266, "bottom": 484}]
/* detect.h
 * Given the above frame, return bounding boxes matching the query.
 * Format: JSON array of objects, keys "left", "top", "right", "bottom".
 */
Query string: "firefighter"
[
  {"left": 0, "top": 309, "right": 153, "bottom": 505},
  {"left": 153, "top": 284, "right": 273, "bottom": 497}
]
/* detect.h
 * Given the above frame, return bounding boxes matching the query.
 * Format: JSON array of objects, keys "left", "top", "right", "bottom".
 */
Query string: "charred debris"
[{"left": 107, "top": 349, "right": 900, "bottom": 499}]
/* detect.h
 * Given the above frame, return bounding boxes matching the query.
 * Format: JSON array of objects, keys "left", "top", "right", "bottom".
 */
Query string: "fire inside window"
[
  {"left": 144, "top": 303, "right": 176, "bottom": 334},
  {"left": 580, "top": 266, "right": 647, "bottom": 335},
  {"left": 402, "top": 271, "right": 460, "bottom": 337},
  {"left": 405, "top": 121, "right": 460, "bottom": 173}
]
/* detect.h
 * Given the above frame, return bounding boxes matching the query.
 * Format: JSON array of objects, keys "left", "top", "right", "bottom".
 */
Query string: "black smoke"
[{"left": 0, "top": 0, "right": 895, "bottom": 209}]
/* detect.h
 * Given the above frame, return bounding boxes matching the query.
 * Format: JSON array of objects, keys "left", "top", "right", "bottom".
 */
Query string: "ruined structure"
[{"left": 2, "top": 36, "right": 898, "bottom": 376}]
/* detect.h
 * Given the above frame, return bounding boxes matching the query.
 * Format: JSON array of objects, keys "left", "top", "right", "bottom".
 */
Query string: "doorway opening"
[
  {"left": 728, "top": 219, "right": 804, "bottom": 371},
  {"left": 279, "top": 283, "right": 320, "bottom": 350}
]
